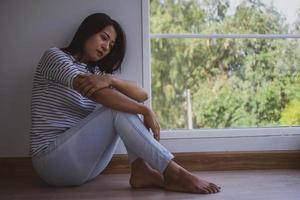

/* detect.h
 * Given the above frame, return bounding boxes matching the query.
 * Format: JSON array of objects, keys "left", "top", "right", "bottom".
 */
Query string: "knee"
[{"left": 111, "top": 109, "right": 139, "bottom": 119}]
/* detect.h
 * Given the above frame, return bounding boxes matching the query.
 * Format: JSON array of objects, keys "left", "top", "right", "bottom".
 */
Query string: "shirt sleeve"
[{"left": 38, "top": 48, "right": 82, "bottom": 89}]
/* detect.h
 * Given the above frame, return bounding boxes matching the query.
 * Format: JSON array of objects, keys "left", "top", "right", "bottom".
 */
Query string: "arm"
[
  {"left": 75, "top": 74, "right": 148, "bottom": 103},
  {"left": 73, "top": 75, "right": 148, "bottom": 114},
  {"left": 90, "top": 87, "right": 149, "bottom": 115},
  {"left": 39, "top": 48, "right": 82, "bottom": 87},
  {"left": 89, "top": 88, "right": 160, "bottom": 140},
  {"left": 110, "top": 76, "right": 148, "bottom": 103},
  {"left": 73, "top": 75, "right": 160, "bottom": 141}
]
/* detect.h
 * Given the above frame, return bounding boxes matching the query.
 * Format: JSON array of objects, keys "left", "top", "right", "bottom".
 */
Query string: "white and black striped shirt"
[{"left": 30, "top": 47, "right": 102, "bottom": 157}]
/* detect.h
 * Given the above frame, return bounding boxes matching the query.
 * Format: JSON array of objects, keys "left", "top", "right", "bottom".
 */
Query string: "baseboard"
[
  {"left": 1, "top": 151, "right": 300, "bottom": 177},
  {"left": 102, "top": 150, "right": 300, "bottom": 173}
]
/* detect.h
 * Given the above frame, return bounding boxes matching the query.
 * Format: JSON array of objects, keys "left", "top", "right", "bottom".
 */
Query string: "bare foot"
[
  {"left": 129, "top": 158, "right": 164, "bottom": 189},
  {"left": 163, "top": 161, "right": 221, "bottom": 194}
]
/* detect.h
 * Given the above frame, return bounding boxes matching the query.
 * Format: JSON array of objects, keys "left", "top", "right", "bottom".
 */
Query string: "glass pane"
[
  {"left": 151, "top": 38, "right": 300, "bottom": 129},
  {"left": 150, "top": 0, "right": 300, "bottom": 34}
]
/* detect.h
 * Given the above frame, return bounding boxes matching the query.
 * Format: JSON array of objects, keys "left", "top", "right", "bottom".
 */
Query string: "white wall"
[{"left": 0, "top": 0, "right": 144, "bottom": 157}]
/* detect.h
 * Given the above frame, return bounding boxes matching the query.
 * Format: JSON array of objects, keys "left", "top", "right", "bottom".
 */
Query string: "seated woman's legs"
[
  {"left": 112, "top": 110, "right": 174, "bottom": 174},
  {"left": 31, "top": 106, "right": 166, "bottom": 187},
  {"left": 126, "top": 146, "right": 165, "bottom": 188},
  {"left": 112, "top": 110, "right": 221, "bottom": 194},
  {"left": 32, "top": 107, "right": 121, "bottom": 186},
  {"left": 32, "top": 106, "right": 220, "bottom": 193}
]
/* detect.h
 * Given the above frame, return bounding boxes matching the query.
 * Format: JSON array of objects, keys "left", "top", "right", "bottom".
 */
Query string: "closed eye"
[
  {"left": 100, "top": 33, "right": 115, "bottom": 49},
  {"left": 100, "top": 34, "right": 108, "bottom": 41}
]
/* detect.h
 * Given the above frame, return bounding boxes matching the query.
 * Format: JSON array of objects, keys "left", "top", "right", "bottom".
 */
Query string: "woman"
[{"left": 31, "top": 13, "right": 220, "bottom": 194}]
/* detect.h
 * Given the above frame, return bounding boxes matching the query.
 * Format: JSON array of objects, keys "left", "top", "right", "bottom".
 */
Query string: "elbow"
[{"left": 137, "top": 92, "right": 149, "bottom": 103}]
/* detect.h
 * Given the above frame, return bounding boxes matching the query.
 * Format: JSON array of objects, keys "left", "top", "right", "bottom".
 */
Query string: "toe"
[
  {"left": 206, "top": 185, "right": 216, "bottom": 193},
  {"left": 201, "top": 186, "right": 212, "bottom": 194},
  {"left": 208, "top": 187, "right": 216, "bottom": 194},
  {"left": 209, "top": 183, "right": 221, "bottom": 193}
]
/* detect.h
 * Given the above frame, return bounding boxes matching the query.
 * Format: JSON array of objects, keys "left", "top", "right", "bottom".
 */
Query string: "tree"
[{"left": 150, "top": 0, "right": 300, "bottom": 129}]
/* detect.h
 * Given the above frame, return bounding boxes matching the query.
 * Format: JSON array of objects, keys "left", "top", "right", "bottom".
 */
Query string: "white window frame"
[{"left": 139, "top": 0, "right": 300, "bottom": 153}]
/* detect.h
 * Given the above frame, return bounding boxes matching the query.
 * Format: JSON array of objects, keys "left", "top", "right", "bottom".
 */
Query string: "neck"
[{"left": 73, "top": 53, "right": 89, "bottom": 64}]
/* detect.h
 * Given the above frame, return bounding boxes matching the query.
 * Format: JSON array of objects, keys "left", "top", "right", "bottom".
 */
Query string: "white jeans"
[{"left": 32, "top": 106, "right": 174, "bottom": 186}]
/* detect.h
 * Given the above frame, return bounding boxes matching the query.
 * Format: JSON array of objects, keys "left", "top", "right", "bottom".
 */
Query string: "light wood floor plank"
[{"left": 1, "top": 170, "right": 300, "bottom": 200}]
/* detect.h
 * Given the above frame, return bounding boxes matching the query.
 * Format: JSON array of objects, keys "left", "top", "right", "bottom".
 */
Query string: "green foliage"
[
  {"left": 280, "top": 99, "right": 300, "bottom": 125},
  {"left": 150, "top": 0, "right": 300, "bottom": 129}
]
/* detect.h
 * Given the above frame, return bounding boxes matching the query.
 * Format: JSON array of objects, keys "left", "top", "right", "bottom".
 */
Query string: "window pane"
[
  {"left": 151, "top": 38, "right": 300, "bottom": 129},
  {"left": 150, "top": 0, "right": 300, "bottom": 34}
]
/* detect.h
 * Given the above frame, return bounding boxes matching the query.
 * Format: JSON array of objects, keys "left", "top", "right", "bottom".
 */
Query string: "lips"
[{"left": 96, "top": 49, "right": 103, "bottom": 57}]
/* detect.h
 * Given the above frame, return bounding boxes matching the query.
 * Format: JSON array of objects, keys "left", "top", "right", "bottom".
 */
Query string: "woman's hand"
[
  {"left": 143, "top": 108, "right": 160, "bottom": 141},
  {"left": 74, "top": 74, "right": 113, "bottom": 97}
]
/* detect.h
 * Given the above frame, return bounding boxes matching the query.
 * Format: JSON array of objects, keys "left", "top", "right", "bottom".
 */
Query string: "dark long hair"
[{"left": 63, "top": 13, "right": 126, "bottom": 74}]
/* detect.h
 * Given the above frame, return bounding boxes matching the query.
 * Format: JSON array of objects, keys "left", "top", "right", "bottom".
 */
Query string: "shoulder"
[{"left": 41, "top": 47, "right": 73, "bottom": 64}]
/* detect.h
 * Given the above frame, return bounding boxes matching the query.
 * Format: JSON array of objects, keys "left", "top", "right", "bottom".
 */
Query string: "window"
[{"left": 149, "top": 0, "right": 300, "bottom": 132}]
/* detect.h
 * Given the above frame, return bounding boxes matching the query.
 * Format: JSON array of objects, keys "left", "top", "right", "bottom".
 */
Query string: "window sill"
[
  {"left": 160, "top": 126, "right": 300, "bottom": 139},
  {"left": 115, "top": 127, "right": 300, "bottom": 154}
]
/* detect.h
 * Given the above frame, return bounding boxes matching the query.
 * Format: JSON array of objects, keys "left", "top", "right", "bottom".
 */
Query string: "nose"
[{"left": 101, "top": 41, "right": 110, "bottom": 52}]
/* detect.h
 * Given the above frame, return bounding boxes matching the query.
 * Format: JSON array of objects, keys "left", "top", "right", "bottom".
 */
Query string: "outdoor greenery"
[{"left": 150, "top": 0, "right": 300, "bottom": 129}]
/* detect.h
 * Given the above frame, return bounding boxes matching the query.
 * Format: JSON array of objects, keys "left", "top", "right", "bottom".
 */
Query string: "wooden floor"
[{"left": 1, "top": 170, "right": 300, "bottom": 200}]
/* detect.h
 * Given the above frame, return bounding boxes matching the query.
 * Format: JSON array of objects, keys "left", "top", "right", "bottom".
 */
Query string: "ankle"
[
  {"left": 163, "top": 161, "right": 182, "bottom": 180},
  {"left": 131, "top": 158, "right": 144, "bottom": 169}
]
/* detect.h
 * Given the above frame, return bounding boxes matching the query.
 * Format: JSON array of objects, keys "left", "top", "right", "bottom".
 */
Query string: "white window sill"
[
  {"left": 115, "top": 127, "right": 300, "bottom": 154},
  {"left": 160, "top": 126, "right": 300, "bottom": 139}
]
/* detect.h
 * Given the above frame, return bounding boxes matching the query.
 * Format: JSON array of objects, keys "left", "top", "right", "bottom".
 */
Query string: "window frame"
[{"left": 140, "top": 0, "right": 300, "bottom": 153}]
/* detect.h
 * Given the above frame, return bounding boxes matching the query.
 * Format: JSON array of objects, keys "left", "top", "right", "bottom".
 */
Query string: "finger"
[
  {"left": 154, "top": 122, "right": 160, "bottom": 141},
  {"left": 153, "top": 128, "right": 160, "bottom": 141},
  {"left": 86, "top": 85, "right": 110, "bottom": 97},
  {"left": 77, "top": 78, "right": 91, "bottom": 92},
  {"left": 78, "top": 76, "right": 97, "bottom": 95},
  {"left": 81, "top": 84, "right": 94, "bottom": 97},
  {"left": 157, "top": 123, "right": 160, "bottom": 141},
  {"left": 86, "top": 87, "right": 97, "bottom": 97},
  {"left": 77, "top": 74, "right": 89, "bottom": 84},
  {"left": 154, "top": 128, "right": 160, "bottom": 141},
  {"left": 73, "top": 74, "right": 86, "bottom": 88},
  {"left": 143, "top": 120, "right": 150, "bottom": 130},
  {"left": 154, "top": 133, "right": 158, "bottom": 141},
  {"left": 144, "top": 124, "right": 150, "bottom": 131},
  {"left": 77, "top": 74, "right": 87, "bottom": 80},
  {"left": 155, "top": 133, "right": 160, "bottom": 141}
]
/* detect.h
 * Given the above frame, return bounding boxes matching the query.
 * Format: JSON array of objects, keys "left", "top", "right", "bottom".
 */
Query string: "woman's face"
[{"left": 81, "top": 25, "right": 117, "bottom": 63}]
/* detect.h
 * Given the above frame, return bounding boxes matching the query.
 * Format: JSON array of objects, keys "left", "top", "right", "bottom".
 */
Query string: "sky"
[{"left": 229, "top": 0, "right": 300, "bottom": 25}]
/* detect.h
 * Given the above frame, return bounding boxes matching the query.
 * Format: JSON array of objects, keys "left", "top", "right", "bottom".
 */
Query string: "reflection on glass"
[{"left": 151, "top": 38, "right": 300, "bottom": 129}]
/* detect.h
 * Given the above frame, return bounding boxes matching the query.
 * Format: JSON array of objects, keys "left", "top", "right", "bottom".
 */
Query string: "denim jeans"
[{"left": 31, "top": 106, "right": 174, "bottom": 186}]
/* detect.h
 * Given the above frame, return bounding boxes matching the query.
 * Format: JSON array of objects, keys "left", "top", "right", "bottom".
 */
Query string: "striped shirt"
[{"left": 30, "top": 47, "right": 102, "bottom": 157}]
